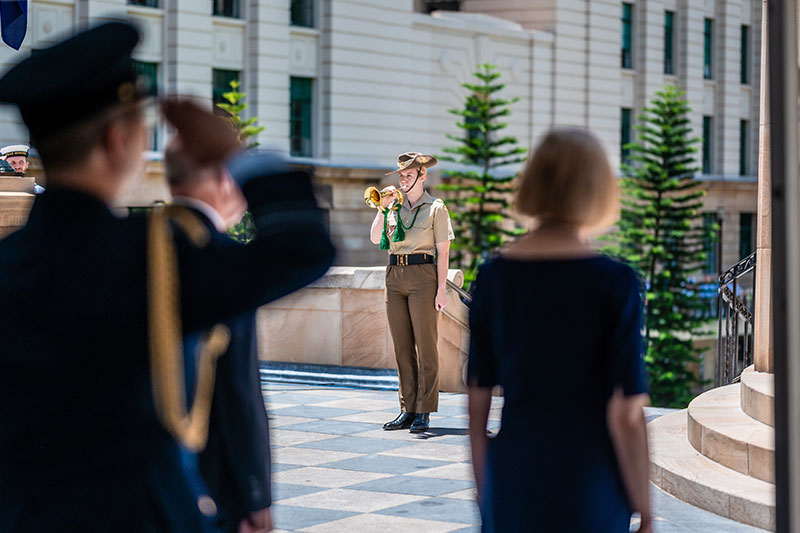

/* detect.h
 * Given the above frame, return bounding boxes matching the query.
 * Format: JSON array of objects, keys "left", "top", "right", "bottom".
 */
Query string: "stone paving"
[{"left": 261, "top": 382, "right": 766, "bottom": 532}]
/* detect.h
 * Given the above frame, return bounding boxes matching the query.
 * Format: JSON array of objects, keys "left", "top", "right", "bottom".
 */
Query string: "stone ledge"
[
  {"left": 741, "top": 365, "right": 774, "bottom": 427},
  {"left": 308, "top": 266, "right": 464, "bottom": 291},
  {"left": 649, "top": 410, "right": 775, "bottom": 531},
  {"left": 0, "top": 177, "right": 34, "bottom": 193},
  {"left": 687, "top": 384, "right": 775, "bottom": 483},
  {"left": 258, "top": 266, "right": 470, "bottom": 392}
]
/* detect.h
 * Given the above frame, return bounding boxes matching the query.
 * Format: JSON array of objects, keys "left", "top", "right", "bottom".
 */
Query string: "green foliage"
[
  {"left": 216, "top": 80, "right": 265, "bottom": 147},
  {"left": 436, "top": 64, "right": 526, "bottom": 288},
  {"left": 602, "top": 86, "right": 715, "bottom": 408},
  {"left": 217, "top": 79, "right": 263, "bottom": 244},
  {"left": 225, "top": 210, "right": 256, "bottom": 245}
]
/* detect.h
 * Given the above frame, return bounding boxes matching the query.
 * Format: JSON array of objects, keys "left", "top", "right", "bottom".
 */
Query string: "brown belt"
[{"left": 389, "top": 253, "right": 434, "bottom": 266}]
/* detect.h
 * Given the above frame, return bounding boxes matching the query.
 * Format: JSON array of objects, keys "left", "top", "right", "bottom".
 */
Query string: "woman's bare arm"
[
  {"left": 607, "top": 390, "right": 652, "bottom": 532},
  {"left": 370, "top": 211, "right": 384, "bottom": 244},
  {"left": 468, "top": 385, "right": 493, "bottom": 500}
]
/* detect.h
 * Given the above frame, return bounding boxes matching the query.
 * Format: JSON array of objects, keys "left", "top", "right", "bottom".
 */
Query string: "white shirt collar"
[{"left": 170, "top": 195, "right": 227, "bottom": 232}]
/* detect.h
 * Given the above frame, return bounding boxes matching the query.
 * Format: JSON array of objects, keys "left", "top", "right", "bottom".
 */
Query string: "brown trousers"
[{"left": 385, "top": 263, "right": 439, "bottom": 414}]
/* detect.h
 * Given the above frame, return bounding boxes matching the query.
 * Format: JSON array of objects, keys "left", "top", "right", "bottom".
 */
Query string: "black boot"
[
  {"left": 409, "top": 413, "right": 430, "bottom": 433},
  {"left": 383, "top": 412, "right": 416, "bottom": 430}
]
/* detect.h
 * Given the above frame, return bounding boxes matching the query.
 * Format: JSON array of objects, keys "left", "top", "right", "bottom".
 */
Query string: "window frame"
[
  {"left": 290, "top": 76, "right": 314, "bottom": 158},
  {"left": 290, "top": 0, "right": 315, "bottom": 27},
  {"left": 621, "top": 107, "right": 633, "bottom": 164},
  {"left": 703, "top": 212, "right": 721, "bottom": 276},
  {"left": 212, "top": 0, "right": 240, "bottom": 19},
  {"left": 133, "top": 60, "right": 160, "bottom": 151},
  {"left": 212, "top": 68, "right": 241, "bottom": 109},
  {"left": 741, "top": 25, "right": 750, "bottom": 85},
  {"left": 621, "top": 3, "right": 634, "bottom": 70},
  {"left": 739, "top": 212, "right": 755, "bottom": 260},
  {"left": 704, "top": 18, "right": 714, "bottom": 80},
  {"left": 703, "top": 116, "right": 714, "bottom": 174},
  {"left": 740, "top": 119, "right": 750, "bottom": 176},
  {"left": 664, "top": 10, "right": 675, "bottom": 75}
]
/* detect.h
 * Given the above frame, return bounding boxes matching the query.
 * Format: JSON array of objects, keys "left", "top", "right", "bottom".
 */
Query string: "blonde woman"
[{"left": 467, "top": 128, "right": 652, "bottom": 532}]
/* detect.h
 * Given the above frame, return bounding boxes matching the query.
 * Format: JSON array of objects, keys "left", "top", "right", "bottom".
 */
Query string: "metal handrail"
[
  {"left": 716, "top": 252, "right": 756, "bottom": 386},
  {"left": 718, "top": 252, "right": 756, "bottom": 284},
  {"left": 446, "top": 279, "right": 472, "bottom": 305}
]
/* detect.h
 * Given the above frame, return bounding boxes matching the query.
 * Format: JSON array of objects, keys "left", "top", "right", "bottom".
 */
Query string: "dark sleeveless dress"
[{"left": 468, "top": 256, "right": 647, "bottom": 532}]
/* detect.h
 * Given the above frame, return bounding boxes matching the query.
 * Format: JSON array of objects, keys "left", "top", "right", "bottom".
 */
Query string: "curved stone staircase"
[{"left": 648, "top": 366, "right": 775, "bottom": 530}]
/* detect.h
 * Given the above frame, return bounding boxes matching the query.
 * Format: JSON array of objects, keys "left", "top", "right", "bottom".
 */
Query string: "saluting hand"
[{"left": 161, "top": 98, "right": 242, "bottom": 166}]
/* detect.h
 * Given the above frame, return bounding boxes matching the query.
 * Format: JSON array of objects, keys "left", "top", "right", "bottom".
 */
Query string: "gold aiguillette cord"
[{"left": 147, "top": 205, "right": 230, "bottom": 452}]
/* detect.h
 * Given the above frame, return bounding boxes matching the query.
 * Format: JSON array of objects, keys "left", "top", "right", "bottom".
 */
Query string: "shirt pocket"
[{"left": 413, "top": 217, "right": 433, "bottom": 230}]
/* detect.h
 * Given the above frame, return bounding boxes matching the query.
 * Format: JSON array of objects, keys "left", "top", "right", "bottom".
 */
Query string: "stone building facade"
[{"left": 3, "top": 0, "right": 760, "bottom": 273}]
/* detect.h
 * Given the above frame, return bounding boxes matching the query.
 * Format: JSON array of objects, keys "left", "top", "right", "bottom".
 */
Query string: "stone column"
[
  {"left": 753, "top": 0, "right": 773, "bottom": 372},
  {"left": 246, "top": 0, "right": 291, "bottom": 151},
  {"left": 164, "top": 0, "right": 213, "bottom": 101}
]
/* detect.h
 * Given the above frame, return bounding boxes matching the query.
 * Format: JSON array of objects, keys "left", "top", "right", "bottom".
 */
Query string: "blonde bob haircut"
[{"left": 515, "top": 127, "right": 619, "bottom": 231}]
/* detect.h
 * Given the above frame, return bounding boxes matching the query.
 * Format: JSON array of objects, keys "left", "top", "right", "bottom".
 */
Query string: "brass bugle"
[{"left": 364, "top": 186, "right": 403, "bottom": 211}]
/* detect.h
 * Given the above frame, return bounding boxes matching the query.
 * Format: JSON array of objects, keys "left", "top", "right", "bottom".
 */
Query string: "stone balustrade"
[{"left": 256, "top": 266, "right": 471, "bottom": 393}]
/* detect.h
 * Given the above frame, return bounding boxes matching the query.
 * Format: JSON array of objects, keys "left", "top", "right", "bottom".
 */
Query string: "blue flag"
[{"left": 0, "top": 1, "right": 27, "bottom": 51}]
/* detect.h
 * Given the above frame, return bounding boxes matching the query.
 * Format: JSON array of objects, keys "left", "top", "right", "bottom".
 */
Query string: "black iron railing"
[{"left": 716, "top": 252, "right": 756, "bottom": 386}]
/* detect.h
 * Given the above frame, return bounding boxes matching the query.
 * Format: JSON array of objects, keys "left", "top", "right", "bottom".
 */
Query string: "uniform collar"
[
  {"left": 402, "top": 190, "right": 434, "bottom": 211},
  {"left": 171, "top": 195, "right": 227, "bottom": 232},
  {"left": 29, "top": 185, "right": 115, "bottom": 222}
]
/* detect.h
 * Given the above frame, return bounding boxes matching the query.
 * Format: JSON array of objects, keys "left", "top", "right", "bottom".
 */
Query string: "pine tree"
[
  {"left": 436, "top": 64, "right": 526, "bottom": 288},
  {"left": 216, "top": 80, "right": 264, "bottom": 244},
  {"left": 604, "top": 86, "right": 714, "bottom": 407}
]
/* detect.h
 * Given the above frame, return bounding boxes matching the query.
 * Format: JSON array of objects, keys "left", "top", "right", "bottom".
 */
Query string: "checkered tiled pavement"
[{"left": 260, "top": 382, "right": 766, "bottom": 532}]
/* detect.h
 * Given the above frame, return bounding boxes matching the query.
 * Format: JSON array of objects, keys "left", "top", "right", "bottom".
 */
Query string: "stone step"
[
  {"left": 687, "top": 384, "right": 774, "bottom": 483},
  {"left": 741, "top": 365, "right": 774, "bottom": 427},
  {"left": 649, "top": 410, "right": 775, "bottom": 531}
]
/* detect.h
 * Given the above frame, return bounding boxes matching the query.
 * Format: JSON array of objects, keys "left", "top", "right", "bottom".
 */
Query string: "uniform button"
[{"left": 197, "top": 495, "right": 217, "bottom": 516}]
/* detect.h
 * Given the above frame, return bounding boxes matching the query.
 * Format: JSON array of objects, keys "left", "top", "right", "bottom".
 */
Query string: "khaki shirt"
[{"left": 388, "top": 191, "right": 454, "bottom": 255}]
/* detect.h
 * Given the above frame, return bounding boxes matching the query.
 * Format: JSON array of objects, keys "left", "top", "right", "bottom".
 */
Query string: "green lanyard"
[
  {"left": 397, "top": 205, "right": 422, "bottom": 230},
  {"left": 379, "top": 204, "right": 422, "bottom": 250}
]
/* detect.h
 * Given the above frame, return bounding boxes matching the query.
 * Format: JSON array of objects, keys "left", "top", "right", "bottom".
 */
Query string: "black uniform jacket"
[
  {"left": 0, "top": 162, "right": 334, "bottom": 532},
  {"left": 176, "top": 206, "right": 273, "bottom": 531}
]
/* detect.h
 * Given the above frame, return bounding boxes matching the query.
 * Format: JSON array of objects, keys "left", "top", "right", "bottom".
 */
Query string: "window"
[
  {"left": 739, "top": 213, "right": 755, "bottom": 259},
  {"left": 740, "top": 120, "right": 749, "bottom": 176},
  {"left": 212, "top": 69, "right": 240, "bottom": 108},
  {"left": 703, "top": 213, "right": 720, "bottom": 275},
  {"left": 621, "top": 3, "right": 634, "bottom": 69},
  {"left": 741, "top": 25, "right": 750, "bottom": 84},
  {"left": 664, "top": 11, "right": 675, "bottom": 75},
  {"left": 128, "top": 0, "right": 158, "bottom": 6},
  {"left": 704, "top": 18, "right": 714, "bottom": 79},
  {"left": 291, "top": 0, "right": 314, "bottom": 27},
  {"left": 703, "top": 116, "right": 713, "bottom": 174},
  {"left": 134, "top": 61, "right": 159, "bottom": 150},
  {"left": 290, "top": 77, "right": 313, "bottom": 158},
  {"left": 419, "top": 0, "right": 461, "bottom": 13},
  {"left": 213, "top": 0, "right": 239, "bottom": 18},
  {"left": 621, "top": 108, "right": 632, "bottom": 164}
]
